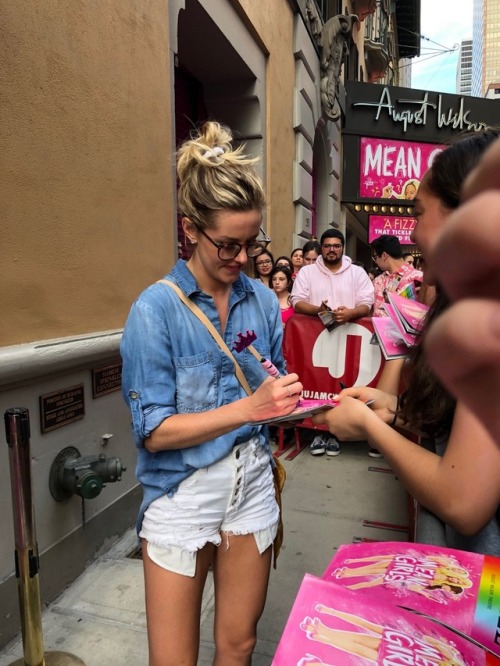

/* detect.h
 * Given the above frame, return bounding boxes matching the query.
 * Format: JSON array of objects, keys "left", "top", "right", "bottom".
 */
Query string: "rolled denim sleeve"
[{"left": 120, "top": 299, "right": 176, "bottom": 448}]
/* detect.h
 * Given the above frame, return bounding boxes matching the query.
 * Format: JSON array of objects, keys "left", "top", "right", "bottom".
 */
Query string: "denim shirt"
[{"left": 120, "top": 260, "right": 285, "bottom": 533}]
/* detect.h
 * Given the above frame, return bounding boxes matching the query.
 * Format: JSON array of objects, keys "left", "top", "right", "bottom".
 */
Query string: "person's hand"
[
  {"left": 319, "top": 300, "right": 331, "bottom": 312},
  {"left": 311, "top": 395, "right": 373, "bottom": 440},
  {"left": 333, "top": 305, "right": 353, "bottom": 323},
  {"left": 337, "top": 387, "right": 397, "bottom": 424},
  {"left": 382, "top": 184, "right": 393, "bottom": 198},
  {"left": 246, "top": 374, "right": 303, "bottom": 424}
]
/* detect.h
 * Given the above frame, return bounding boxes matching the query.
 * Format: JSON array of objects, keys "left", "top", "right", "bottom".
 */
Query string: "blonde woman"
[{"left": 121, "top": 121, "right": 302, "bottom": 665}]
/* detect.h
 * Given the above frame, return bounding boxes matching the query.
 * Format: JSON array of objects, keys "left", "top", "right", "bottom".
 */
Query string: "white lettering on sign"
[
  {"left": 363, "top": 143, "right": 421, "bottom": 179},
  {"left": 354, "top": 87, "right": 489, "bottom": 134}
]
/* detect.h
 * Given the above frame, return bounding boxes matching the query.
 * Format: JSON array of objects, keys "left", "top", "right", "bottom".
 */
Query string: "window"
[{"left": 313, "top": 0, "right": 343, "bottom": 22}]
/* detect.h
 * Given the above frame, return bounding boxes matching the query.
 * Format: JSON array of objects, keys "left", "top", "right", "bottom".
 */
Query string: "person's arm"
[
  {"left": 290, "top": 266, "right": 323, "bottom": 315},
  {"left": 146, "top": 374, "right": 302, "bottom": 452},
  {"left": 313, "top": 398, "right": 500, "bottom": 535},
  {"left": 148, "top": 290, "right": 299, "bottom": 452},
  {"left": 376, "top": 358, "right": 405, "bottom": 394},
  {"left": 294, "top": 300, "right": 323, "bottom": 316},
  {"left": 121, "top": 292, "right": 303, "bottom": 453},
  {"left": 346, "top": 268, "right": 375, "bottom": 321}
]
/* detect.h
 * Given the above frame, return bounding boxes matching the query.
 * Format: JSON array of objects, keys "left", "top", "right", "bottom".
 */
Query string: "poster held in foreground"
[
  {"left": 273, "top": 571, "right": 500, "bottom": 665},
  {"left": 322, "top": 541, "right": 500, "bottom": 659}
]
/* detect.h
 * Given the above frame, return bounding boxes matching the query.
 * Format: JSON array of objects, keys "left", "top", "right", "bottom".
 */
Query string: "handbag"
[{"left": 158, "top": 279, "right": 286, "bottom": 567}]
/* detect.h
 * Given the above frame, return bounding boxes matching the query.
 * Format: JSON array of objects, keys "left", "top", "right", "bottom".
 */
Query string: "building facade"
[
  {"left": 472, "top": 0, "right": 500, "bottom": 96},
  {"left": 456, "top": 39, "right": 473, "bottom": 95}
]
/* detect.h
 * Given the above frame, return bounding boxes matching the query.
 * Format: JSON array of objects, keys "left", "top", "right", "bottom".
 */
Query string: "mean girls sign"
[{"left": 359, "top": 137, "right": 444, "bottom": 200}]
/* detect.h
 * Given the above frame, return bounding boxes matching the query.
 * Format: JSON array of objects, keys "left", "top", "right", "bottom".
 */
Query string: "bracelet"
[{"left": 390, "top": 395, "right": 400, "bottom": 427}]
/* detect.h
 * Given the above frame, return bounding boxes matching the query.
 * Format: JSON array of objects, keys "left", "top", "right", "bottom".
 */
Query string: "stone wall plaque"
[
  {"left": 40, "top": 384, "right": 85, "bottom": 433},
  {"left": 91, "top": 363, "right": 122, "bottom": 398}
]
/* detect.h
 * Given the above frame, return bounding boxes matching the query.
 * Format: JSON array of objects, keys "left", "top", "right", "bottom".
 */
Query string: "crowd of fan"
[{"left": 247, "top": 130, "right": 500, "bottom": 560}]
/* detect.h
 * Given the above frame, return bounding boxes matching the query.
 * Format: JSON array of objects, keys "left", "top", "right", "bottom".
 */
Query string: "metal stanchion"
[{"left": 5, "top": 408, "right": 85, "bottom": 666}]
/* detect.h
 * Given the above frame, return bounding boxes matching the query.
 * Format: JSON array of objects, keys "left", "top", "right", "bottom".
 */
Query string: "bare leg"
[
  {"left": 212, "top": 533, "right": 272, "bottom": 665},
  {"left": 142, "top": 539, "right": 215, "bottom": 666}
]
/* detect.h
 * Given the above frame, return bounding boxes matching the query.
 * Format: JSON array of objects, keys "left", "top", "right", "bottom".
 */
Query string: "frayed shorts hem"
[{"left": 145, "top": 521, "right": 278, "bottom": 577}]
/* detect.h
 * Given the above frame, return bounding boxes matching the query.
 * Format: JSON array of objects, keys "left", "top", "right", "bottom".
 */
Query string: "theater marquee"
[{"left": 341, "top": 82, "right": 500, "bottom": 243}]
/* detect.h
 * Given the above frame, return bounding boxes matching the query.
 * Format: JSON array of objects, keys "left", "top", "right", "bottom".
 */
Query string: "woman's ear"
[{"left": 182, "top": 217, "right": 197, "bottom": 245}]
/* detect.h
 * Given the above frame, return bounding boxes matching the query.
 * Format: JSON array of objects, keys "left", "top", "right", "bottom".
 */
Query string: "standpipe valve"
[{"left": 49, "top": 446, "right": 126, "bottom": 501}]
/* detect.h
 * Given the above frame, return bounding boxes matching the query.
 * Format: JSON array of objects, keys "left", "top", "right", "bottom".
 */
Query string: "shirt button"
[
  {"left": 129, "top": 391, "right": 138, "bottom": 399},
  {"left": 235, "top": 450, "right": 240, "bottom": 459}
]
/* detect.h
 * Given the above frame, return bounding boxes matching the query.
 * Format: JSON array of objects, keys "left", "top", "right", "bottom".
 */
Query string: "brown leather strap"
[{"left": 158, "top": 279, "right": 252, "bottom": 396}]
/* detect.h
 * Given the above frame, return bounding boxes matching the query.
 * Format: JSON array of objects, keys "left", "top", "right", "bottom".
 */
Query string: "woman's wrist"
[{"left": 361, "top": 405, "right": 384, "bottom": 440}]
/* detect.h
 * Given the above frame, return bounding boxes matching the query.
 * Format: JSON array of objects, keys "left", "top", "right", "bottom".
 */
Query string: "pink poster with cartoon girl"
[
  {"left": 359, "top": 138, "right": 446, "bottom": 200},
  {"left": 322, "top": 542, "right": 500, "bottom": 658},
  {"left": 273, "top": 574, "right": 494, "bottom": 665}
]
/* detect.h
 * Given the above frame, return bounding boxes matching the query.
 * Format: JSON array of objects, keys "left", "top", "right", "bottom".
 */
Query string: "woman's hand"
[
  {"left": 245, "top": 374, "right": 303, "bottom": 423},
  {"left": 337, "top": 387, "right": 397, "bottom": 425},
  {"left": 312, "top": 396, "right": 374, "bottom": 440}
]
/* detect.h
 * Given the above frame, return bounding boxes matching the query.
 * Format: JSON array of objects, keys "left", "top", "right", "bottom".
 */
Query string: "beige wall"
[
  {"left": 2, "top": 0, "right": 300, "bottom": 347},
  {"left": 237, "top": 0, "right": 296, "bottom": 257},
  {"left": 2, "top": 0, "right": 173, "bottom": 346}
]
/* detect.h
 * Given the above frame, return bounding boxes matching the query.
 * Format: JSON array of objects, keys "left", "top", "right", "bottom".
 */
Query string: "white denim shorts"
[{"left": 140, "top": 437, "right": 279, "bottom": 577}]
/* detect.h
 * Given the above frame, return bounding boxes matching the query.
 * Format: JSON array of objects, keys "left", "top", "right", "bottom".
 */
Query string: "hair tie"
[{"left": 203, "top": 146, "right": 225, "bottom": 162}]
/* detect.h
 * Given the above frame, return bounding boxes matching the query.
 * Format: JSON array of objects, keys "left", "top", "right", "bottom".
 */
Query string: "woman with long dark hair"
[
  {"left": 269, "top": 265, "right": 294, "bottom": 328},
  {"left": 314, "top": 129, "right": 500, "bottom": 555},
  {"left": 252, "top": 249, "right": 275, "bottom": 287},
  {"left": 290, "top": 247, "right": 304, "bottom": 278}
]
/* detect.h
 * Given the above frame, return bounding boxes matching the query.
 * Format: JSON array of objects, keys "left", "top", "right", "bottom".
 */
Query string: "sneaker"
[
  {"left": 368, "top": 448, "right": 382, "bottom": 458},
  {"left": 325, "top": 436, "right": 341, "bottom": 457},
  {"left": 309, "top": 435, "right": 326, "bottom": 456}
]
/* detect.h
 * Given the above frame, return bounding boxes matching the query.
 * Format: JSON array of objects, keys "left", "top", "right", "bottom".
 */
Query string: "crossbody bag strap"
[{"left": 158, "top": 279, "right": 252, "bottom": 396}]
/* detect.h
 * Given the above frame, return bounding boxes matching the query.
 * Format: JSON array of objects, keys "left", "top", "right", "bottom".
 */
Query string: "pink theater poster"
[
  {"left": 359, "top": 137, "right": 445, "bottom": 200},
  {"left": 322, "top": 541, "right": 500, "bottom": 658},
  {"left": 369, "top": 215, "right": 416, "bottom": 244},
  {"left": 273, "top": 574, "right": 499, "bottom": 665}
]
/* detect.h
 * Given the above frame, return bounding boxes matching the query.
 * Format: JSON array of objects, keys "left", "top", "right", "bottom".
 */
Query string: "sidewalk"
[{"left": 0, "top": 440, "right": 409, "bottom": 666}]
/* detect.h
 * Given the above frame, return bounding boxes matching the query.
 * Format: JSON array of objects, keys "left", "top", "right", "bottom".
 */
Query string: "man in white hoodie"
[{"left": 290, "top": 229, "right": 375, "bottom": 456}]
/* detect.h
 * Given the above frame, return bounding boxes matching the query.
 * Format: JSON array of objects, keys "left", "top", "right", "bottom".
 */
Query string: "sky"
[{"left": 409, "top": 0, "right": 473, "bottom": 94}]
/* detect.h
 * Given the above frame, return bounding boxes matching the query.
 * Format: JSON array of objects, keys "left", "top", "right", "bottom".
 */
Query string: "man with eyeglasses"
[
  {"left": 290, "top": 229, "right": 374, "bottom": 457},
  {"left": 371, "top": 235, "right": 422, "bottom": 317}
]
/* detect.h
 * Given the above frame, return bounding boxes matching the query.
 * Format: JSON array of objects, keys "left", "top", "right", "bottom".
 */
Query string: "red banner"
[{"left": 283, "top": 314, "right": 384, "bottom": 430}]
